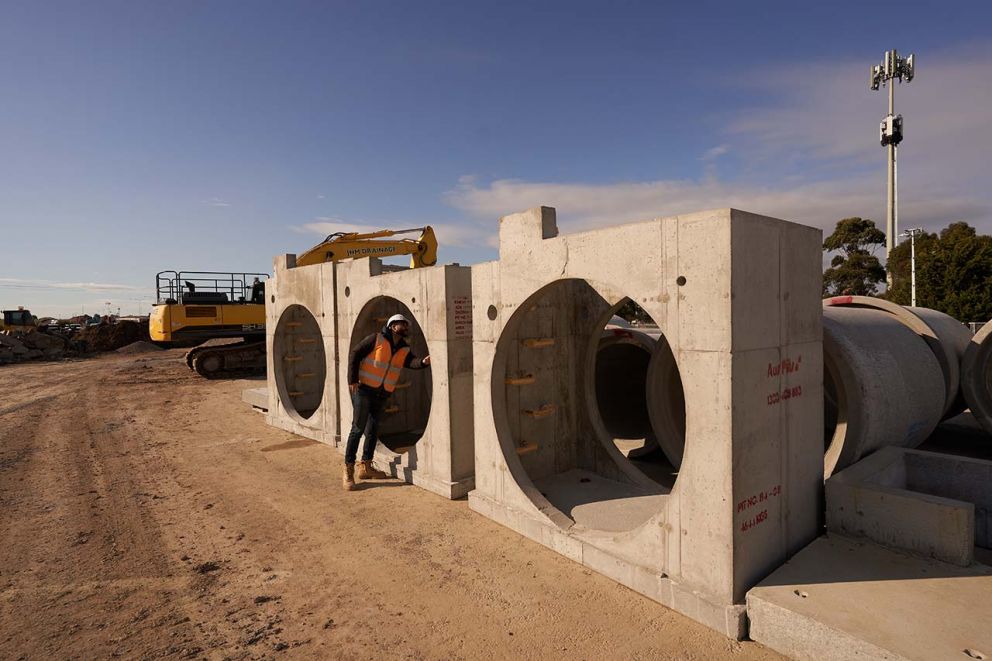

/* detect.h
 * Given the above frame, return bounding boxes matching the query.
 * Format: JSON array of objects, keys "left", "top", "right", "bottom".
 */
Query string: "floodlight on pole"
[
  {"left": 900, "top": 227, "right": 924, "bottom": 307},
  {"left": 870, "top": 49, "right": 915, "bottom": 287}
]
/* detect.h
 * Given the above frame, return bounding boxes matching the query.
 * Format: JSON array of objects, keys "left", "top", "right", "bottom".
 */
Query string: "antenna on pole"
[{"left": 870, "top": 49, "right": 915, "bottom": 287}]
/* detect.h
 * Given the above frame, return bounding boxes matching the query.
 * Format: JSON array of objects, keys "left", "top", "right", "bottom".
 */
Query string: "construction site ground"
[{"left": 0, "top": 350, "right": 783, "bottom": 660}]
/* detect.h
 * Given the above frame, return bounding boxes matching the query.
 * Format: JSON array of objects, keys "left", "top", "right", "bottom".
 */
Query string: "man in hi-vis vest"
[{"left": 343, "top": 313, "right": 430, "bottom": 491}]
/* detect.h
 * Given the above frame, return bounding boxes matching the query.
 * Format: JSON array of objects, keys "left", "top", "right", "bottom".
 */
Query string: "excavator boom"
[{"left": 295, "top": 226, "right": 438, "bottom": 269}]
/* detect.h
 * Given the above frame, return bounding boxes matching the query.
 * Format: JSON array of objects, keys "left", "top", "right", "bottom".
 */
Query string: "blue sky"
[{"left": 2, "top": 0, "right": 990, "bottom": 316}]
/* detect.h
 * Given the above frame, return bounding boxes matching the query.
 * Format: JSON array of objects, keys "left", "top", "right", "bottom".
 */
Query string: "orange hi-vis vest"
[{"left": 358, "top": 333, "right": 410, "bottom": 392}]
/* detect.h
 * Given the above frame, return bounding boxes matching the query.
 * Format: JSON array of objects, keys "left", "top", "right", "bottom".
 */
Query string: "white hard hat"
[{"left": 386, "top": 314, "right": 410, "bottom": 326}]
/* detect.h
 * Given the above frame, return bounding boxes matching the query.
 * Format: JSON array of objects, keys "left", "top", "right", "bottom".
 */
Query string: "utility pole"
[
  {"left": 900, "top": 227, "right": 924, "bottom": 307},
  {"left": 870, "top": 49, "right": 915, "bottom": 286}
]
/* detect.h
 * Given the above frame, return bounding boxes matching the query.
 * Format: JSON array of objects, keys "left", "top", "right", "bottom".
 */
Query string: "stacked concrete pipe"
[
  {"left": 823, "top": 296, "right": 973, "bottom": 419},
  {"left": 821, "top": 304, "right": 945, "bottom": 478},
  {"left": 961, "top": 321, "right": 992, "bottom": 436}
]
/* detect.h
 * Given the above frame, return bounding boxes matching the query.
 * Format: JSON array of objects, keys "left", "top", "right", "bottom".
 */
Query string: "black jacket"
[{"left": 348, "top": 326, "right": 427, "bottom": 394}]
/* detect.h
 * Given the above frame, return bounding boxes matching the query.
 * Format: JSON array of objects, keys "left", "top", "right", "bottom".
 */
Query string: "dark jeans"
[{"left": 345, "top": 387, "right": 387, "bottom": 464}]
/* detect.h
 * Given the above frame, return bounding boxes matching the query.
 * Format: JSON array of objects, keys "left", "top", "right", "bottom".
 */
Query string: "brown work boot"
[
  {"left": 357, "top": 460, "right": 389, "bottom": 480},
  {"left": 342, "top": 464, "right": 357, "bottom": 491}
]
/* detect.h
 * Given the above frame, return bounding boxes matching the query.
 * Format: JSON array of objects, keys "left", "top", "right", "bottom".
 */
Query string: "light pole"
[
  {"left": 870, "top": 49, "right": 915, "bottom": 286},
  {"left": 900, "top": 227, "right": 924, "bottom": 307}
]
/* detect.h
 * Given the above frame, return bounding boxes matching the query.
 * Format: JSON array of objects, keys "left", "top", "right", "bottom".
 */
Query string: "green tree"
[
  {"left": 885, "top": 222, "right": 992, "bottom": 322},
  {"left": 822, "top": 217, "right": 887, "bottom": 296}
]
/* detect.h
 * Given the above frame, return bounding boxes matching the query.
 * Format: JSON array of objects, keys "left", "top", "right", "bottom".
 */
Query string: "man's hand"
[
  {"left": 349, "top": 383, "right": 358, "bottom": 394},
  {"left": 422, "top": 355, "right": 430, "bottom": 366}
]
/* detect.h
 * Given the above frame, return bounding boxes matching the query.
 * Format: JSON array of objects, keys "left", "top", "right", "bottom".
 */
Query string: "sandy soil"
[{"left": 0, "top": 350, "right": 784, "bottom": 660}]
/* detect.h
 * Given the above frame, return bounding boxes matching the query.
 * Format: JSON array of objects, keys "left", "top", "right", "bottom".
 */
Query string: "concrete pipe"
[
  {"left": 824, "top": 296, "right": 972, "bottom": 419},
  {"left": 961, "top": 321, "right": 992, "bottom": 437},
  {"left": 822, "top": 306, "right": 944, "bottom": 478},
  {"left": 595, "top": 327, "right": 656, "bottom": 442},
  {"left": 645, "top": 334, "right": 686, "bottom": 469}
]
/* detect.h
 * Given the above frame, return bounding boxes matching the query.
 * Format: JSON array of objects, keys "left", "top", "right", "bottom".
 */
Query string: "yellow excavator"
[
  {"left": 1, "top": 308, "right": 38, "bottom": 335},
  {"left": 149, "top": 227, "right": 437, "bottom": 378}
]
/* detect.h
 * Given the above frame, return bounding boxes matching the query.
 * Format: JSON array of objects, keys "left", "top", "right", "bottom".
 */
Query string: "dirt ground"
[{"left": 0, "top": 350, "right": 784, "bottom": 660}]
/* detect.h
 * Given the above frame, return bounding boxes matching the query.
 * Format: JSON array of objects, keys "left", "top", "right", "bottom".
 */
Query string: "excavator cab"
[{"left": 1, "top": 308, "right": 37, "bottom": 335}]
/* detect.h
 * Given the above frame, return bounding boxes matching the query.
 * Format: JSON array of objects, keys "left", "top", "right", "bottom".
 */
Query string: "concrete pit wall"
[
  {"left": 822, "top": 306, "right": 944, "bottom": 478},
  {"left": 265, "top": 255, "right": 338, "bottom": 443},
  {"left": 335, "top": 258, "right": 475, "bottom": 499},
  {"left": 470, "top": 206, "right": 824, "bottom": 638}
]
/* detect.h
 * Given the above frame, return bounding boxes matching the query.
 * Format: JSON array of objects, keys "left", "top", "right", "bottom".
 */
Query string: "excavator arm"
[{"left": 295, "top": 226, "right": 438, "bottom": 269}]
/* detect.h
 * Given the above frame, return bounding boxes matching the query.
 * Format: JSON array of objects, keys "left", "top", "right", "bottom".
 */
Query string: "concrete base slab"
[
  {"left": 747, "top": 535, "right": 992, "bottom": 661},
  {"left": 533, "top": 469, "right": 666, "bottom": 533},
  {"left": 241, "top": 387, "right": 269, "bottom": 412}
]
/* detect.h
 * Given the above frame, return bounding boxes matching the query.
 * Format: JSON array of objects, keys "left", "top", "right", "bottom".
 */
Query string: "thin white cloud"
[
  {"left": 445, "top": 174, "right": 988, "bottom": 237},
  {"left": 0, "top": 277, "right": 146, "bottom": 293},
  {"left": 204, "top": 197, "right": 231, "bottom": 207},
  {"left": 701, "top": 144, "right": 730, "bottom": 161},
  {"left": 445, "top": 44, "right": 992, "bottom": 238}
]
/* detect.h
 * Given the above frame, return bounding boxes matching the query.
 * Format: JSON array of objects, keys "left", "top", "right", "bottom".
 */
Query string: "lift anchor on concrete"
[
  {"left": 283, "top": 355, "right": 302, "bottom": 362},
  {"left": 516, "top": 440, "right": 540, "bottom": 455},
  {"left": 524, "top": 404, "right": 556, "bottom": 419},
  {"left": 522, "top": 338, "right": 555, "bottom": 349},
  {"left": 505, "top": 373, "right": 536, "bottom": 385},
  {"left": 384, "top": 405, "right": 400, "bottom": 414}
]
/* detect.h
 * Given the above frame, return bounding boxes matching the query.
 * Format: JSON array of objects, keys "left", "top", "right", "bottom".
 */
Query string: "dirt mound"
[
  {"left": 72, "top": 321, "right": 150, "bottom": 353},
  {"left": 116, "top": 341, "right": 163, "bottom": 354},
  {"left": 0, "top": 331, "right": 69, "bottom": 365}
]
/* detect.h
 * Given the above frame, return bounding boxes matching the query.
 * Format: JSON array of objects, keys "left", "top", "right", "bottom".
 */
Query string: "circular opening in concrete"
[
  {"left": 272, "top": 304, "right": 325, "bottom": 422},
  {"left": 344, "top": 286, "right": 351, "bottom": 297},
  {"left": 492, "top": 279, "right": 684, "bottom": 534},
  {"left": 350, "top": 296, "right": 432, "bottom": 453},
  {"left": 487, "top": 305, "right": 498, "bottom": 321}
]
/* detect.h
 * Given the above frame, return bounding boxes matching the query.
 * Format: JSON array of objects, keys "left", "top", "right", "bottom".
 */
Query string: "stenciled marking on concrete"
[
  {"left": 452, "top": 296, "right": 472, "bottom": 339},
  {"left": 737, "top": 484, "right": 782, "bottom": 533},
  {"left": 766, "top": 354, "right": 804, "bottom": 406}
]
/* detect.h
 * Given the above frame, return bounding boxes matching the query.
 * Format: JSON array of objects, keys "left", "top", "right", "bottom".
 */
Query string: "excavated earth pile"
[
  {"left": 0, "top": 331, "right": 69, "bottom": 364},
  {"left": 71, "top": 320, "right": 151, "bottom": 353}
]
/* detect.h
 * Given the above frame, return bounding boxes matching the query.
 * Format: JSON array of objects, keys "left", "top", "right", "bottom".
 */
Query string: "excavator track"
[{"left": 185, "top": 340, "right": 266, "bottom": 379}]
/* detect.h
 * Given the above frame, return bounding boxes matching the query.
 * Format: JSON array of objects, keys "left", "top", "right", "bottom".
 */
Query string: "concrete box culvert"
[
  {"left": 822, "top": 306, "right": 945, "bottom": 478},
  {"left": 470, "top": 206, "right": 823, "bottom": 639},
  {"left": 265, "top": 255, "right": 337, "bottom": 442},
  {"left": 962, "top": 320, "right": 992, "bottom": 437},
  {"left": 334, "top": 258, "right": 475, "bottom": 499},
  {"left": 824, "top": 296, "right": 973, "bottom": 419}
]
